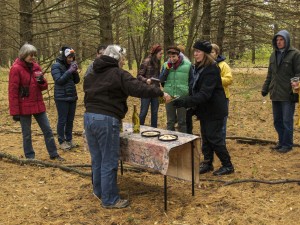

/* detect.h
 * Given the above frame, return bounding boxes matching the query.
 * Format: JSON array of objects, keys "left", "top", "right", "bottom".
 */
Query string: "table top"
[{"left": 120, "top": 123, "right": 200, "bottom": 176}]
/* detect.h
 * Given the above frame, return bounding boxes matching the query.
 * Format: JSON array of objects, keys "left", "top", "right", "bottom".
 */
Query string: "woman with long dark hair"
[{"left": 137, "top": 44, "right": 163, "bottom": 127}]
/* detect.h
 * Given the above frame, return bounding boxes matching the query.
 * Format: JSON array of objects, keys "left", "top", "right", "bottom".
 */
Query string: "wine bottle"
[{"left": 132, "top": 104, "right": 140, "bottom": 133}]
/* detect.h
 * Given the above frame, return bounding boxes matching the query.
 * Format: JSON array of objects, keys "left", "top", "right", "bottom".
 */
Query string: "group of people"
[
  {"left": 8, "top": 44, "right": 80, "bottom": 161},
  {"left": 8, "top": 29, "right": 299, "bottom": 209}
]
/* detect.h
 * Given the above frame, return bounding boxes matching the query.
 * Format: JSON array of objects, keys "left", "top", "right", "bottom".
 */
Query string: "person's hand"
[
  {"left": 163, "top": 92, "right": 172, "bottom": 103},
  {"left": 68, "top": 62, "right": 78, "bottom": 73},
  {"left": 13, "top": 115, "right": 20, "bottom": 122},
  {"left": 173, "top": 97, "right": 187, "bottom": 108},
  {"left": 261, "top": 91, "right": 268, "bottom": 97},
  {"left": 146, "top": 79, "right": 152, "bottom": 85}
]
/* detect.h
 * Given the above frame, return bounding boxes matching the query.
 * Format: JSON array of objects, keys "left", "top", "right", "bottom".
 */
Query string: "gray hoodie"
[{"left": 262, "top": 30, "right": 300, "bottom": 101}]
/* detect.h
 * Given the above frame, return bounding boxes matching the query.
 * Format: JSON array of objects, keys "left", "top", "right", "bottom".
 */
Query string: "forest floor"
[{"left": 0, "top": 67, "right": 300, "bottom": 225}]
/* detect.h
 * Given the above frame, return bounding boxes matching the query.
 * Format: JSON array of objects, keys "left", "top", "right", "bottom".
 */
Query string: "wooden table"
[{"left": 120, "top": 123, "right": 200, "bottom": 210}]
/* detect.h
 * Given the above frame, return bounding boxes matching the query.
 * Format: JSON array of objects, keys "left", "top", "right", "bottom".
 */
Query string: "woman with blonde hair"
[
  {"left": 211, "top": 43, "right": 233, "bottom": 143},
  {"left": 173, "top": 40, "right": 234, "bottom": 176}
]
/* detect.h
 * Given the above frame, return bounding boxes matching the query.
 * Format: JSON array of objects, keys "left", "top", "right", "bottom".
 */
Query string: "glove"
[
  {"left": 261, "top": 91, "right": 268, "bottom": 97},
  {"left": 13, "top": 115, "right": 20, "bottom": 122},
  {"left": 68, "top": 62, "right": 78, "bottom": 73},
  {"left": 36, "top": 75, "right": 45, "bottom": 84},
  {"left": 173, "top": 97, "right": 187, "bottom": 108}
]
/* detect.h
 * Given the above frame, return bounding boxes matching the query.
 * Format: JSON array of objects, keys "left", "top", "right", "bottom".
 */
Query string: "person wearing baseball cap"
[
  {"left": 51, "top": 46, "right": 80, "bottom": 151},
  {"left": 173, "top": 40, "right": 234, "bottom": 176}
]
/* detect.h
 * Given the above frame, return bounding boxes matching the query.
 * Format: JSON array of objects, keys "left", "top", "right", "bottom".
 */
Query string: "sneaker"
[
  {"left": 50, "top": 155, "right": 65, "bottom": 161},
  {"left": 66, "top": 140, "right": 79, "bottom": 148},
  {"left": 102, "top": 199, "right": 129, "bottom": 209},
  {"left": 276, "top": 147, "right": 292, "bottom": 153},
  {"left": 60, "top": 141, "right": 71, "bottom": 150},
  {"left": 213, "top": 166, "right": 234, "bottom": 176},
  {"left": 199, "top": 162, "right": 214, "bottom": 174}
]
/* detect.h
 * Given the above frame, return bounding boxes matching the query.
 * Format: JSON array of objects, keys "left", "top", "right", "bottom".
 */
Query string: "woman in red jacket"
[{"left": 8, "top": 43, "right": 64, "bottom": 161}]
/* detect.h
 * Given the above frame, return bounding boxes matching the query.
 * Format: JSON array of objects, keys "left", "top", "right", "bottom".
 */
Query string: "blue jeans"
[
  {"left": 272, "top": 101, "right": 295, "bottom": 148},
  {"left": 55, "top": 100, "right": 77, "bottom": 144},
  {"left": 20, "top": 112, "right": 58, "bottom": 159},
  {"left": 139, "top": 98, "right": 159, "bottom": 128},
  {"left": 84, "top": 113, "right": 120, "bottom": 206},
  {"left": 165, "top": 101, "right": 187, "bottom": 133}
]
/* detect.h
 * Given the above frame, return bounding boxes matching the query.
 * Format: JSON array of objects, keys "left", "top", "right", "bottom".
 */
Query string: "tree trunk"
[
  {"left": 143, "top": 0, "right": 154, "bottom": 59},
  {"left": 98, "top": 0, "right": 113, "bottom": 45},
  {"left": 186, "top": 0, "right": 201, "bottom": 59},
  {"left": 216, "top": 0, "right": 228, "bottom": 54},
  {"left": 163, "top": 0, "right": 174, "bottom": 60},
  {"left": 202, "top": 0, "right": 211, "bottom": 40},
  {"left": 19, "top": 0, "right": 33, "bottom": 45}
]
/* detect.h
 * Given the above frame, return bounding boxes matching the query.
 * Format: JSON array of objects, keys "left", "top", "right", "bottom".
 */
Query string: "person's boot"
[
  {"left": 213, "top": 165, "right": 234, "bottom": 176},
  {"left": 199, "top": 162, "right": 214, "bottom": 174}
]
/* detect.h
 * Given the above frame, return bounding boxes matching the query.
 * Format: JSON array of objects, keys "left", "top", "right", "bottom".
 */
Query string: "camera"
[{"left": 20, "top": 86, "right": 29, "bottom": 97}]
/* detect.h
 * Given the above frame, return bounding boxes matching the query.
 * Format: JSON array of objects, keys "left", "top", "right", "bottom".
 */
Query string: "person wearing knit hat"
[
  {"left": 51, "top": 46, "right": 80, "bottom": 150},
  {"left": 159, "top": 45, "right": 192, "bottom": 133},
  {"left": 172, "top": 40, "right": 234, "bottom": 176},
  {"left": 137, "top": 44, "right": 163, "bottom": 128}
]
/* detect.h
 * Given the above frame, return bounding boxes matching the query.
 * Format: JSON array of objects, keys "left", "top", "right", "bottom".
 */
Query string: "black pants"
[{"left": 200, "top": 119, "right": 232, "bottom": 167}]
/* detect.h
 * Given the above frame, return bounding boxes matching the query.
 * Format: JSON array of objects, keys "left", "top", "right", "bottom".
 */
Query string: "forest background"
[
  {"left": 0, "top": 0, "right": 300, "bottom": 71},
  {"left": 1, "top": 1, "right": 300, "bottom": 224}
]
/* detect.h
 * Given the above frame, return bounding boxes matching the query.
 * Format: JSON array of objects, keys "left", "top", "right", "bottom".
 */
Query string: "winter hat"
[
  {"left": 166, "top": 46, "right": 180, "bottom": 55},
  {"left": 150, "top": 44, "right": 162, "bottom": 55},
  {"left": 60, "top": 46, "right": 75, "bottom": 58},
  {"left": 193, "top": 40, "right": 212, "bottom": 53},
  {"left": 103, "top": 45, "right": 126, "bottom": 61}
]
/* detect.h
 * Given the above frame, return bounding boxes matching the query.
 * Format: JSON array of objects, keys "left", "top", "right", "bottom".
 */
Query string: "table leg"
[
  {"left": 164, "top": 175, "right": 167, "bottom": 211},
  {"left": 120, "top": 160, "right": 123, "bottom": 175},
  {"left": 191, "top": 142, "right": 195, "bottom": 196}
]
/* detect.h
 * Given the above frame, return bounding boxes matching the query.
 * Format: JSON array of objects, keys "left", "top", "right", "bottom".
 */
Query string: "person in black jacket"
[
  {"left": 173, "top": 40, "right": 234, "bottom": 176},
  {"left": 51, "top": 46, "right": 80, "bottom": 150},
  {"left": 84, "top": 45, "right": 171, "bottom": 209}
]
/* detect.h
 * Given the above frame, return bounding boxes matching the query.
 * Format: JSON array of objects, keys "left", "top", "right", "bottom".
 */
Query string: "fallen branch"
[
  {"left": 0, "top": 152, "right": 91, "bottom": 177},
  {"left": 199, "top": 178, "right": 300, "bottom": 186}
]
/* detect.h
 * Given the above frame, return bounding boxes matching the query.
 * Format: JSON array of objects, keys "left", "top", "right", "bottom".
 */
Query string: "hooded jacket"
[
  {"left": 216, "top": 55, "right": 232, "bottom": 98},
  {"left": 84, "top": 55, "right": 164, "bottom": 120},
  {"left": 262, "top": 30, "right": 300, "bottom": 101},
  {"left": 51, "top": 56, "right": 80, "bottom": 102},
  {"left": 9, "top": 58, "right": 48, "bottom": 116}
]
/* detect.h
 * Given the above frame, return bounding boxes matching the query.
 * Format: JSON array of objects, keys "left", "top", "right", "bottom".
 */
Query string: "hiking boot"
[
  {"left": 213, "top": 166, "right": 234, "bottom": 176},
  {"left": 199, "top": 162, "right": 214, "bottom": 174},
  {"left": 102, "top": 199, "right": 129, "bottom": 209},
  {"left": 50, "top": 155, "right": 65, "bottom": 161},
  {"left": 59, "top": 141, "right": 71, "bottom": 150},
  {"left": 66, "top": 140, "right": 79, "bottom": 148}
]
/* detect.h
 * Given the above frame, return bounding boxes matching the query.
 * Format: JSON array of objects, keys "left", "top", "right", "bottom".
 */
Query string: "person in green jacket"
[{"left": 160, "top": 46, "right": 192, "bottom": 133}]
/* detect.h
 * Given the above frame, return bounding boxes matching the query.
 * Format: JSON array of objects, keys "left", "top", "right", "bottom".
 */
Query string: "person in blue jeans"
[
  {"left": 84, "top": 45, "right": 171, "bottom": 209},
  {"left": 262, "top": 30, "right": 300, "bottom": 153},
  {"left": 51, "top": 46, "right": 80, "bottom": 150},
  {"left": 8, "top": 43, "right": 64, "bottom": 161},
  {"left": 137, "top": 44, "right": 163, "bottom": 127}
]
